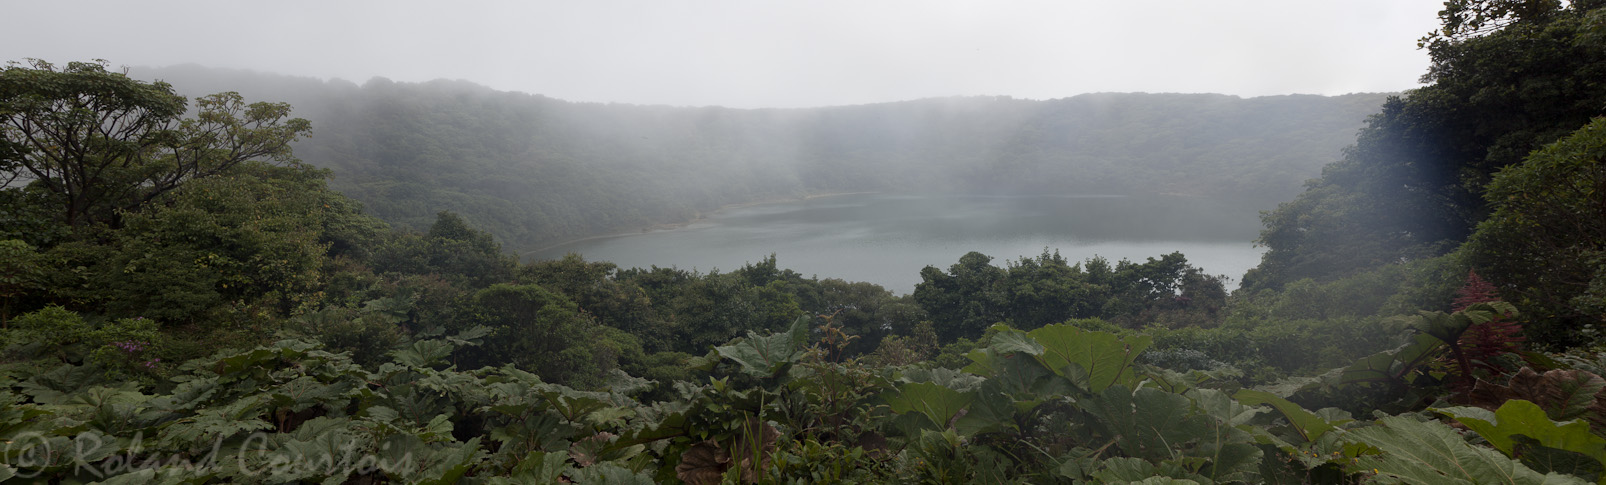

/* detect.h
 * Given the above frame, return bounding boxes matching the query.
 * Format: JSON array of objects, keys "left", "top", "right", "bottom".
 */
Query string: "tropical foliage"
[
  {"left": 6, "top": 304, "right": 1605, "bottom": 483},
  {"left": 1246, "top": 0, "right": 1606, "bottom": 292},
  {"left": 6, "top": 0, "right": 1606, "bottom": 482}
]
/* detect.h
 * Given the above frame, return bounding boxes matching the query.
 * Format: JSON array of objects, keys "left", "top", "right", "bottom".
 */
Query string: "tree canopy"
[
  {"left": 1245, "top": 0, "right": 1606, "bottom": 291},
  {"left": 0, "top": 59, "right": 309, "bottom": 228},
  {"left": 1468, "top": 118, "right": 1606, "bottom": 347},
  {"left": 10, "top": 0, "right": 1606, "bottom": 476}
]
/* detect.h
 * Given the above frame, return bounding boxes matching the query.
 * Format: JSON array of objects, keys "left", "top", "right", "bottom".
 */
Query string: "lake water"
[{"left": 529, "top": 193, "right": 1267, "bottom": 295}]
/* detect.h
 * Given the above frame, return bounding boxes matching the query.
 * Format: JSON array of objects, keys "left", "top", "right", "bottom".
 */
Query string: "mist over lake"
[
  {"left": 14, "top": 3, "right": 1605, "bottom": 480},
  {"left": 531, "top": 193, "right": 1266, "bottom": 294}
]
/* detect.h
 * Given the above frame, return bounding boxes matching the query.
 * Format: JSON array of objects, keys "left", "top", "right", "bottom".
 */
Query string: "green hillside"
[
  {"left": 2, "top": 0, "right": 1606, "bottom": 482},
  {"left": 129, "top": 66, "right": 1387, "bottom": 253}
]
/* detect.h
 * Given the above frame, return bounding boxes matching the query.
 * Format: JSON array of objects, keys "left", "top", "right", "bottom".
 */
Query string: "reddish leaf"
[{"left": 675, "top": 441, "right": 730, "bottom": 485}]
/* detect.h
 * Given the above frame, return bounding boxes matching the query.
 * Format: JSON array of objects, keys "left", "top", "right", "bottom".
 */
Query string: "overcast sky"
[{"left": 3, "top": 1, "right": 1444, "bottom": 109}]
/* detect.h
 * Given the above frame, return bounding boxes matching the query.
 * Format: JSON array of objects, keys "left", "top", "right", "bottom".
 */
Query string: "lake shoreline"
[
  {"left": 520, "top": 192, "right": 1266, "bottom": 294},
  {"left": 520, "top": 191, "right": 878, "bottom": 259}
]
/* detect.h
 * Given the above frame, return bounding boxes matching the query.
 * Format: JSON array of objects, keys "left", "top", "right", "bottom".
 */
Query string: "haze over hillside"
[
  {"left": 12, "top": 2, "right": 1606, "bottom": 482},
  {"left": 133, "top": 65, "right": 1389, "bottom": 253}
]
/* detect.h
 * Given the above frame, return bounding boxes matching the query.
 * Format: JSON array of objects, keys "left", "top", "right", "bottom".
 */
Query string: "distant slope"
[{"left": 132, "top": 65, "right": 1387, "bottom": 254}]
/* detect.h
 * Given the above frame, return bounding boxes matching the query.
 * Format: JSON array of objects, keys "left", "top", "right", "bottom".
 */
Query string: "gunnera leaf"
[
  {"left": 570, "top": 462, "right": 655, "bottom": 484},
  {"left": 898, "top": 366, "right": 986, "bottom": 392},
  {"left": 507, "top": 451, "right": 570, "bottom": 484},
  {"left": 1026, "top": 324, "right": 1151, "bottom": 393},
  {"left": 1435, "top": 399, "right": 1606, "bottom": 481},
  {"left": 1512, "top": 436, "right": 1605, "bottom": 483},
  {"left": 676, "top": 441, "right": 729, "bottom": 485},
  {"left": 884, "top": 381, "right": 974, "bottom": 430},
  {"left": 713, "top": 315, "right": 811, "bottom": 378},
  {"left": 570, "top": 432, "right": 616, "bottom": 467},
  {"left": 1235, "top": 389, "right": 1346, "bottom": 443},
  {"left": 1339, "top": 333, "right": 1443, "bottom": 388},
  {"left": 1469, "top": 368, "right": 1606, "bottom": 434},
  {"left": 986, "top": 323, "right": 1045, "bottom": 356},
  {"left": 1092, "top": 457, "right": 1204, "bottom": 483},
  {"left": 391, "top": 339, "right": 456, "bottom": 368},
  {"left": 1346, "top": 415, "right": 1587, "bottom": 485},
  {"left": 1084, "top": 386, "right": 1213, "bottom": 461},
  {"left": 1515, "top": 370, "right": 1606, "bottom": 425}
]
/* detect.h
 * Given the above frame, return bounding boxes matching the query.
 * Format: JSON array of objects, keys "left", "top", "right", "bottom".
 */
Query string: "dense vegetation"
[
  {"left": 127, "top": 64, "right": 1386, "bottom": 254},
  {"left": 1246, "top": 0, "right": 1606, "bottom": 346},
  {"left": 3, "top": 0, "right": 1606, "bottom": 482}
]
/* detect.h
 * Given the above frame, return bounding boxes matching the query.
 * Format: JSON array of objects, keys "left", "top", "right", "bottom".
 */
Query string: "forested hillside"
[
  {"left": 129, "top": 65, "right": 1386, "bottom": 252},
  {"left": 1247, "top": 0, "right": 1606, "bottom": 348},
  {"left": 4, "top": 0, "right": 1606, "bottom": 482}
]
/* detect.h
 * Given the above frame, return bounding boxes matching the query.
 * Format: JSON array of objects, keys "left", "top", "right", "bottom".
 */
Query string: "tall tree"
[
  {"left": 0, "top": 59, "right": 310, "bottom": 228},
  {"left": 914, "top": 251, "right": 1007, "bottom": 342},
  {"left": 1468, "top": 118, "right": 1606, "bottom": 347},
  {"left": 1246, "top": 0, "right": 1606, "bottom": 290},
  {"left": 466, "top": 283, "right": 612, "bottom": 386}
]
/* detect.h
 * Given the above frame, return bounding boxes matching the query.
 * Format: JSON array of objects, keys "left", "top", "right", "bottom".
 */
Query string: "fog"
[
  {"left": 532, "top": 193, "right": 1269, "bottom": 294},
  {"left": 3, "top": 1, "right": 1440, "bottom": 109},
  {"left": 119, "top": 63, "right": 1387, "bottom": 254},
  {"left": 3, "top": 2, "right": 1433, "bottom": 280}
]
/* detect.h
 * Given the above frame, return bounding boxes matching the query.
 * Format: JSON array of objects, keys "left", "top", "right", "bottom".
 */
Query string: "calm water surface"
[{"left": 530, "top": 193, "right": 1266, "bottom": 295}]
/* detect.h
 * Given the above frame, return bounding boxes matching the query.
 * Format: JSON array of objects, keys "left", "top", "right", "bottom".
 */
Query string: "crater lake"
[{"left": 528, "top": 193, "right": 1267, "bottom": 294}]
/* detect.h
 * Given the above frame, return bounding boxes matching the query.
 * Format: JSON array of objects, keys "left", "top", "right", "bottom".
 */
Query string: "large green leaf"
[
  {"left": 1531, "top": 372, "right": 1606, "bottom": 424},
  {"left": 1340, "top": 333, "right": 1443, "bottom": 387},
  {"left": 1026, "top": 324, "right": 1150, "bottom": 393},
  {"left": 1147, "top": 367, "right": 1246, "bottom": 395},
  {"left": 1412, "top": 310, "right": 1473, "bottom": 348},
  {"left": 1437, "top": 400, "right": 1606, "bottom": 479},
  {"left": 498, "top": 451, "right": 570, "bottom": 484},
  {"left": 987, "top": 323, "right": 1045, "bottom": 356},
  {"left": 962, "top": 343, "right": 1066, "bottom": 401},
  {"left": 387, "top": 436, "right": 487, "bottom": 485},
  {"left": 1469, "top": 368, "right": 1606, "bottom": 432},
  {"left": 1091, "top": 456, "right": 1205, "bottom": 484},
  {"left": 1419, "top": 302, "right": 1517, "bottom": 343},
  {"left": 541, "top": 389, "right": 613, "bottom": 424},
  {"left": 19, "top": 362, "right": 114, "bottom": 404},
  {"left": 1235, "top": 389, "right": 1347, "bottom": 443},
  {"left": 612, "top": 408, "right": 691, "bottom": 449},
  {"left": 1347, "top": 415, "right": 1587, "bottom": 484},
  {"left": 1186, "top": 390, "right": 1266, "bottom": 483},
  {"left": 391, "top": 339, "right": 456, "bottom": 368},
  {"left": 884, "top": 381, "right": 974, "bottom": 430},
  {"left": 897, "top": 367, "right": 986, "bottom": 393},
  {"left": 267, "top": 376, "right": 358, "bottom": 415},
  {"left": 1192, "top": 388, "right": 1266, "bottom": 428},
  {"left": 713, "top": 315, "right": 810, "bottom": 378},
  {"left": 570, "top": 462, "right": 656, "bottom": 484},
  {"left": 242, "top": 416, "right": 362, "bottom": 483},
  {"left": 211, "top": 340, "right": 320, "bottom": 378},
  {"left": 91, "top": 468, "right": 210, "bottom": 485},
  {"left": 1512, "top": 437, "right": 1606, "bottom": 483},
  {"left": 160, "top": 394, "right": 275, "bottom": 446},
  {"left": 1084, "top": 386, "right": 1212, "bottom": 461},
  {"left": 953, "top": 383, "right": 1018, "bottom": 436},
  {"left": 147, "top": 376, "right": 220, "bottom": 413}
]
